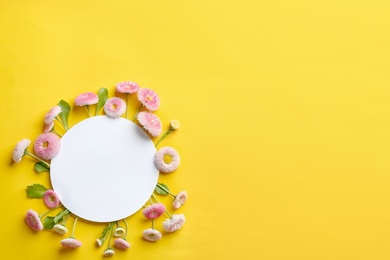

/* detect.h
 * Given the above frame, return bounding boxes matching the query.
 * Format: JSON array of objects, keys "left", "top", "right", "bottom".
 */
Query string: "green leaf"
[
  {"left": 34, "top": 162, "right": 50, "bottom": 173},
  {"left": 96, "top": 88, "right": 108, "bottom": 116},
  {"left": 44, "top": 216, "right": 55, "bottom": 229},
  {"left": 57, "top": 100, "right": 71, "bottom": 130},
  {"left": 54, "top": 209, "right": 69, "bottom": 224},
  {"left": 26, "top": 184, "right": 48, "bottom": 198},
  {"left": 100, "top": 223, "right": 112, "bottom": 239},
  {"left": 155, "top": 183, "right": 170, "bottom": 196}
]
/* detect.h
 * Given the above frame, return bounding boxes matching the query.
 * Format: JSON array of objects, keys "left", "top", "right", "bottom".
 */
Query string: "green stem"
[
  {"left": 152, "top": 219, "right": 154, "bottom": 229},
  {"left": 25, "top": 151, "right": 50, "bottom": 168},
  {"left": 165, "top": 209, "right": 172, "bottom": 219},
  {"left": 62, "top": 213, "right": 70, "bottom": 225},
  {"left": 155, "top": 130, "right": 173, "bottom": 148},
  {"left": 156, "top": 183, "right": 176, "bottom": 198},
  {"left": 39, "top": 206, "right": 61, "bottom": 218},
  {"left": 152, "top": 194, "right": 160, "bottom": 203},
  {"left": 86, "top": 105, "right": 92, "bottom": 117},
  {"left": 100, "top": 222, "right": 112, "bottom": 240},
  {"left": 71, "top": 217, "right": 78, "bottom": 238},
  {"left": 52, "top": 128, "right": 63, "bottom": 137},
  {"left": 55, "top": 117, "right": 68, "bottom": 131},
  {"left": 123, "top": 219, "right": 128, "bottom": 238},
  {"left": 95, "top": 103, "right": 99, "bottom": 116},
  {"left": 149, "top": 198, "right": 153, "bottom": 205},
  {"left": 125, "top": 94, "right": 129, "bottom": 119},
  {"left": 132, "top": 104, "right": 143, "bottom": 122},
  {"left": 106, "top": 222, "right": 114, "bottom": 249}
]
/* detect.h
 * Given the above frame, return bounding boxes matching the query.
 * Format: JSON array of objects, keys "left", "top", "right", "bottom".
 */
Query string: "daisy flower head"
[
  {"left": 43, "top": 190, "right": 60, "bottom": 209},
  {"left": 60, "top": 238, "right": 82, "bottom": 248},
  {"left": 170, "top": 120, "right": 180, "bottom": 130},
  {"left": 96, "top": 238, "right": 105, "bottom": 247},
  {"left": 44, "top": 122, "right": 54, "bottom": 133},
  {"left": 114, "top": 238, "right": 130, "bottom": 250},
  {"left": 53, "top": 224, "right": 68, "bottom": 235},
  {"left": 12, "top": 139, "right": 31, "bottom": 163},
  {"left": 142, "top": 203, "right": 166, "bottom": 220},
  {"left": 114, "top": 227, "right": 125, "bottom": 237},
  {"left": 25, "top": 209, "right": 43, "bottom": 231},
  {"left": 44, "top": 106, "right": 62, "bottom": 124},
  {"left": 104, "top": 97, "right": 126, "bottom": 118},
  {"left": 154, "top": 146, "right": 180, "bottom": 173},
  {"left": 33, "top": 133, "right": 61, "bottom": 160},
  {"left": 173, "top": 191, "right": 188, "bottom": 210},
  {"left": 142, "top": 228, "right": 162, "bottom": 242},
  {"left": 163, "top": 214, "right": 185, "bottom": 233},
  {"left": 137, "top": 112, "right": 162, "bottom": 137},
  {"left": 137, "top": 88, "right": 160, "bottom": 111},
  {"left": 74, "top": 92, "right": 98, "bottom": 106},
  {"left": 116, "top": 81, "right": 140, "bottom": 94},
  {"left": 103, "top": 248, "right": 115, "bottom": 257}
]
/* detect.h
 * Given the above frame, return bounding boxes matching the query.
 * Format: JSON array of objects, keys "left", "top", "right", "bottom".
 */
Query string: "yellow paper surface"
[{"left": 1, "top": 1, "right": 390, "bottom": 259}]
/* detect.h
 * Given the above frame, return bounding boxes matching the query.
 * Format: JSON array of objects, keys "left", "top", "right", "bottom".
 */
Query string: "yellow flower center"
[
  {"left": 146, "top": 95, "right": 153, "bottom": 101},
  {"left": 163, "top": 154, "right": 172, "bottom": 164},
  {"left": 43, "top": 141, "right": 49, "bottom": 148}
]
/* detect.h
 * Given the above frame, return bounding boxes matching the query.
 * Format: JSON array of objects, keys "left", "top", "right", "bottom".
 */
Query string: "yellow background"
[{"left": 1, "top": 0, "right": 390, "bottom": 259}]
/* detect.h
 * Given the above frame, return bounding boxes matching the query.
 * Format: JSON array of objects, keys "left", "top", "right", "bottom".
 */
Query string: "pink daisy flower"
[
  {"left": 74, "top": 92, "right": 98, "bottom": 106},
  {"left": 103, "top": 249, "right": 115, "bottom": 256},
  {"left": 142, "top": 203, "right": 166, "bottom": 220},
  {"left": 173, "top": 191, "right": 188, "bottom": 210},
  {"left": 25, "top": 209, "right": 43, "bottom": 231},
  {"left": 154, "top": 146, "right": 180, "bottom": 173},
  {"left": 43, "top": 190, "right": 60, "bottom": 209},
  {"left": 12, "top": 139, "right": 31, "bottom": 163},
  {"left": 114, "top": 238, "right": 130, "bottom": 250},
  {"left": 137, "top": 88, "right": 160, "bottom": 111},
  {"left": 142, "top": 228, "right": 162, "bottom": 242},
  {"left": 33, "top": 133, "right": 61, "bottom": 160},
  {"left": 60, "top": 238, "right": 82, "bottom": 248},
  {"left": 116, "top": 81, "right": 140, "bottom": 94},
  {"left": 137, "top": 112, "right": 162, "bottom": 137},
  {"left": 44, "top": 122, "right": 54, "bottom": 133},
  {"left": 163, "top": 214, "right": 185, "bottom": 232},
  {"left": 44, "top": 106, "right": 62, "bottom": 124},
  {"left": 104, "top": 97, "right": 126, "bottom": 118}
]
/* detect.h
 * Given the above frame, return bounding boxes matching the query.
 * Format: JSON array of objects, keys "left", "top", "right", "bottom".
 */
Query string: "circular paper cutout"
[{"left": 50, "top": 116, "right": 159, "bottom": 222}]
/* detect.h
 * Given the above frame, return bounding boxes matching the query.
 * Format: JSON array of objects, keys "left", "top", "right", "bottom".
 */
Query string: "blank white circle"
[{"left": 50, "top": 116, "right": 159, "bottom": 222}]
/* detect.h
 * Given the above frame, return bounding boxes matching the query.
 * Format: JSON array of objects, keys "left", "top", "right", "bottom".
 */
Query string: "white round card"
[{"left": 50, "top": 116, "right": 159, "bottom": 222}]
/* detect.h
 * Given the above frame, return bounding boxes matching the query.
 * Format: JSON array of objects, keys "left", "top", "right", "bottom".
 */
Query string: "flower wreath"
[{"left": 13, "top": 81, "right": 187, "bottom": 256}]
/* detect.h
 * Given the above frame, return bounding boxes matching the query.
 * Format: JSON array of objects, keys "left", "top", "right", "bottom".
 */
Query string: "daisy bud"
[
  {"left": 169, "top": 120, "right": 180, "bottom": 130},
  {"left": 114, "top": 238, "right": 130, "bottom": 250},
  {"left": 53, "top": 224, "right": 68, "bottom": 235},
  {"left": 96, "top": 238, "right": 105, "bottom": 247},
  {"left": 114, "top": 227, "right": 125, "bottom": 237},
  {"left": 60, "top": 238, "right": 82, "bottom": 248},
  {"left": 103, "top": 248, "right": 115, "bottom": 257}
]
